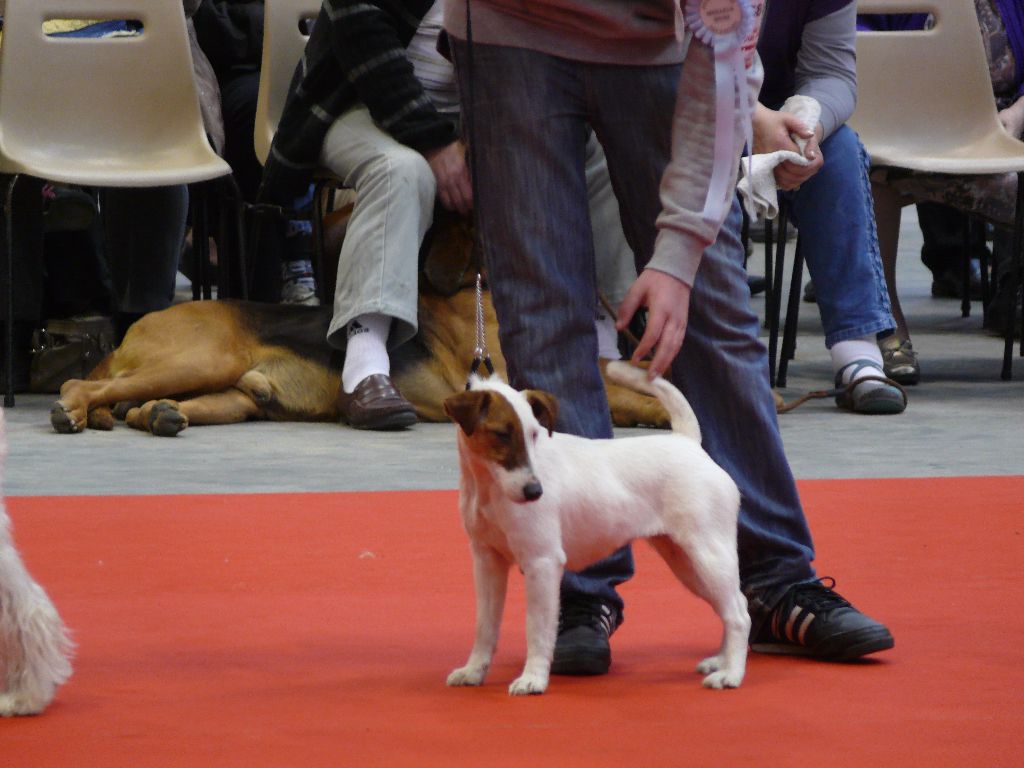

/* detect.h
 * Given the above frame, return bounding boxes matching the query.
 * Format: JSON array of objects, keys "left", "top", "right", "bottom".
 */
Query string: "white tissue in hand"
[{"left": 737, "top": 96, "right": 821, "bottom": 219}]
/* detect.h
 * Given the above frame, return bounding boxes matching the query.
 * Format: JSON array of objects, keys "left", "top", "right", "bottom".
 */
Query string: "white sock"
[
  {"left": 831, "top": 337, "right": 885, "bottom": 392},
  {"left": 342, "top": 313, "right": 392, "bottom": 393},
  {"left": 595, "top": 308, "right": 622, "bottom": 360}
]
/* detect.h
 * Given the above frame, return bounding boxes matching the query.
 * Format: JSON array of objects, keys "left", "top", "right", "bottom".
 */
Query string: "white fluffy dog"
[
  {"left": 0, "top": 409, "right": 73, "bottom": 715},
  {"left": 443, "top": 361, "right": 749, "bottom": 695}
]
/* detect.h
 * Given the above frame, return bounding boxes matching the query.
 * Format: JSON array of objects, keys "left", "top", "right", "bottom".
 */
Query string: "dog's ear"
[
  {"left": 524, "top": 390, "right": 558, "bottom": 436},
  {"left": 444, "top": 390, "right": 491, "bottom": 436}
]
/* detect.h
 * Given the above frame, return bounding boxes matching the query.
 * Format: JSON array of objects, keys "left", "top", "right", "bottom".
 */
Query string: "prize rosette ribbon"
[{"left": 684, "top": 0, "right": 756, "bottom": 225}]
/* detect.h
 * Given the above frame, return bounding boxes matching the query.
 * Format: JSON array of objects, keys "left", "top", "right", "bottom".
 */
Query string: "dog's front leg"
[
  {"left": 509, "top": 556, "right": 563, "bottom": 696},
  {"left": 447, "top": 543, "right": 509, "bottom": 688},
  {"left": 0, "top": 527, "right": 73, "bottom": 715}
]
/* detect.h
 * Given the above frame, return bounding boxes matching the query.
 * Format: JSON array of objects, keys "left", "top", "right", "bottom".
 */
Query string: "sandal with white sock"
[{"left": 834, "top": 360, "right": 907, "bottom": 415}]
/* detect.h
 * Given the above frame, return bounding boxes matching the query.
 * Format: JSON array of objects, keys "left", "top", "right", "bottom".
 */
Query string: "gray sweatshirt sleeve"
[
  {"left": 793, "top": 3, "right": 857, "bottom": 139},
  {"left": 647, "top": 46, "right": 764, "bottom": 286}
]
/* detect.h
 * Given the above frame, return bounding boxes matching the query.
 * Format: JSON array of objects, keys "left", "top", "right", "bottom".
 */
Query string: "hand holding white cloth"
[{"left": 737, "top": 96, "right": 822, "bottom": 219}]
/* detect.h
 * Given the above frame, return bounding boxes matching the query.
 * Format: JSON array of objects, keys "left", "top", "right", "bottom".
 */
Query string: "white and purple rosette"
[{"left": 683, "top": 0, "right": 756, "bottom": 226}]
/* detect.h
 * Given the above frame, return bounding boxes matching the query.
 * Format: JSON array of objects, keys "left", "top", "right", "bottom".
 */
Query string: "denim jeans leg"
[
  {"left": 672, "top": 197, "right": 817, "bottom": 611},
  {"left": 783, "top": 126, "right": 895, "bottom": 348},
  {"left": 583, "top": 63, "right": 816, "bottom": 614},
  {"left": 452, "top": 41, "right": 633, "bottom": 620}
]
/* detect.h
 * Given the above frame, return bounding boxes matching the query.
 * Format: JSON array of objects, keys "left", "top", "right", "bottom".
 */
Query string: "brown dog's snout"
[{"left": 522, "top": 480, "right": 543, "bottom": 501}]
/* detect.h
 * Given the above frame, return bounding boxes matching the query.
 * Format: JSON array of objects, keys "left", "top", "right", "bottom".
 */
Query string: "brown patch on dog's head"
[
  {"left": 523, "top": 390, "right": 558, "bottom": 436},
  {"left": 444, "top": 389, "right": 490, "bottom": 436},
  {"left": 444, "top": 388, "right": 531, "bottom": 471}
]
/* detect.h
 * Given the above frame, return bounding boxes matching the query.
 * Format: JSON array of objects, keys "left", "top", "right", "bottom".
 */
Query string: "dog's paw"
[
  {"left": 146, "top": 400, "right": 188, "bottom": 437},
  {"left": 0, "top": 691, "right": 50, "bottom": 717},
  {"left": 696, "top": 655, "right": 724, "bottom": 676},
  {"left": 446, "top": 665, "right": 487, "bottom": 687},
  {"left": 508, "top": 672, "right": 547, "bottom": 696},
  {"left": 701, "top": 670, "right": 743, "bottom": 689},
  {"left": 237, "top": 370, "right": 275, "bottom": 406},
  {"left": 697, "top": 656, "right": 743, "bottom": 689},
  {"left": 112, "top": 400, "right": 143, "bottom": 420},
  {"left": 50, "top": 402, "right": 84, "bottom": 434},
  {"left": 87, "top": 407, "right": 115, "bottom": 431}
]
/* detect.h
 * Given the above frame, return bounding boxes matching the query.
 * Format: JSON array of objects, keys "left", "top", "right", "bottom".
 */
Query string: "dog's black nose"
[{"left": 522, "top": 481, "right": 543, "bottom": 501}]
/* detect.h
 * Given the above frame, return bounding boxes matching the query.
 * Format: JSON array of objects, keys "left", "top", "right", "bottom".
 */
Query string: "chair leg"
[
  {"left": 961, "top": 216, "right": 972, "bottom": 319},
  {"left": 3, "top": 174, "right": 18, "bottom": 408},
  {"left": 213, "top": 176, "right": 248, "bottom": 300},
  {"left": 767, "top": 206, "right": 789, "bottom": 387},
  {"left": 311, "top": 180, "right": 329, "bottom": 306},
  {"left": 763, "top": 216, "right": 775, "bottom": 329},
  {"left": 740, "top": 203, "right": 750, "bottom": 269},
  {"left": 231, "top": 182, "right": 249, "bottom": 301},
  {"left": 980, "top": 220, "right": 991, "bottom": 327},
  {"left": 213, "top": 181, "right": 232, "bottom": 299},
  {"left": 1002, "top": 172, "right": 1024, "bottom": 380},
  {"left": 188, "top": 183, "right": 218, "bottom": 301},
  {"left": 190, "top": 186, "right": 204, "bottom": 301},
  {"left": 777, "top": 236, "right": 804, "bottom": 389}
]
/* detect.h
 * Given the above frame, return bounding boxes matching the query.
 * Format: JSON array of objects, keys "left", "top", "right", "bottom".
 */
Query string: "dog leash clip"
[{"left": 466, "top": 272, "right": 495, "bottom": 388}]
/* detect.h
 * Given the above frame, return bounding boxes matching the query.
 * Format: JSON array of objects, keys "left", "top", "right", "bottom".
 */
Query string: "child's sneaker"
[{"left": 281, "top": 259, "right": 319, "bottom": 306}]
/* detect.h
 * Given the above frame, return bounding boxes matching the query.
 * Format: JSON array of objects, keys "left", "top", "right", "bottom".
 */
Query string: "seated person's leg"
[
  {"left": 320, "top": 105, "right": 433, "bottom": 429},
  {"left": 916, "top": 203, "right": 984, "bottom": 300},
  {"left": 785, "top": 126, "right": 907, "bottom": 411},
  {"left": 101, "top": 185, "right": 187, "bottom": 342}
]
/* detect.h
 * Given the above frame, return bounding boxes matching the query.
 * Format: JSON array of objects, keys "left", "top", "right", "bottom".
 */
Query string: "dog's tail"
[{"left": 604, "top": 361, "right": 701, "bottom": 442}]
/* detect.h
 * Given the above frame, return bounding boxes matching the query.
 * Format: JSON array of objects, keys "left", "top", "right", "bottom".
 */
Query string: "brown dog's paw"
[
  {"left": 112, "top": 400, "right": 143, "bottom": 420},
  {"left": 236, "top": 370, "right": 274, "bottom": 406},
  {"left": 146, "top": 400, "right": 188, "bottom": 437},
  {"left": 87, "top": 407, "right": 115, "bottom": 431},
  {"left": 50, "top": 402, "right": 83, "bottom": 434}
]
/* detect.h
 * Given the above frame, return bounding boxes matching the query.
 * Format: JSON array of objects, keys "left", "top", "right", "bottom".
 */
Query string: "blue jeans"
[
  {"left": 781, "top": 125, "right": 894, "bottom": 347},
  {"left": 452, "top": 42, "right": 816, "bottom": 625}
]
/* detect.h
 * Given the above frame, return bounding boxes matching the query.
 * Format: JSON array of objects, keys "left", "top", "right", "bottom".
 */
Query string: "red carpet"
[{"left": 3, "top": 477, "right": 1022, "bottom": 767}]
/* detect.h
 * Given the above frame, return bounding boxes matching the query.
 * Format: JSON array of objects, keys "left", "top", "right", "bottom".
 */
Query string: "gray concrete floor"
[{"left": 3, "top": 210, "right": 1022, "bottom": 496}]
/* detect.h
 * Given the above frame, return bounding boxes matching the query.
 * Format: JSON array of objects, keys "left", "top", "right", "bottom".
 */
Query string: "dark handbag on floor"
[{"left": 29, "top": 315, "right": 115, "bottom": 393}]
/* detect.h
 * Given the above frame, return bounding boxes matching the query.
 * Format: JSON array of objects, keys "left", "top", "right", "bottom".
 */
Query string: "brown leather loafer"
[{"left": 336, "top": 374, "right": 418, "bottom": 430}]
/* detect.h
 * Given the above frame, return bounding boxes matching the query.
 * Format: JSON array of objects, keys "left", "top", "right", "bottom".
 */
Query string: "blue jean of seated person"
[
  {"left": 777, "top": 124, "right": 894, "bottom": 348},
  {"left": 451, "top": 41, "right": 818, "bottom": 628}
]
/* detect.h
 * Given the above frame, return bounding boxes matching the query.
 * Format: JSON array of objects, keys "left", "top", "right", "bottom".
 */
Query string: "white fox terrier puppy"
[{"left": 444, "top": 362, "right": 748, "bottom": 695}]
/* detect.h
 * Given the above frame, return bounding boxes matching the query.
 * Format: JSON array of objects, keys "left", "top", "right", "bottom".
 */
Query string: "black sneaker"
[
  {"left": 551, "top": 598, "right": 617, "bottom": 676},
  {"left": 749, "top": 578, "right": 893, "bottom": 660}
]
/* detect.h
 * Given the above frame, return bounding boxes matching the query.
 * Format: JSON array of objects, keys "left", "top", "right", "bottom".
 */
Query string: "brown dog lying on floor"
[{"left": 50, "top": 216, "right": 668, "bottom": 436}]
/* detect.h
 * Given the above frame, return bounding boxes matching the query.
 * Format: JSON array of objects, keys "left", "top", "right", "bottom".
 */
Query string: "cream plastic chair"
[
  {"left": 254, "top": 0, "right": 321, "bottom": 166},
  {"left": 850, "top": 0, "right": 1024, "bottom": 380},
  {"left": 252, "top": 0, "right": 338, "bottom": 302},
  {"left": 0, "top": 0, "right": 233, "bottom": 406}
]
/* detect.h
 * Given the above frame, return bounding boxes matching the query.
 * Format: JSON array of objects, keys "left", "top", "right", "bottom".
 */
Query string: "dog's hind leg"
[
  {"left": 123, "top": 400, "right": 188, "bottom": 437},
  {"left": 447, "top": 543, "right": 510, "bottom": 689},
  {"left": 177, "top": 389, "right": 263, "bottom": 426},
  {"left": 648, "top": 535, "right": 749, "bottom": 689},
  {"left": 53, "top": 357, "right": 247, "bottom": 434},
  {"left": 0, "top": 513, "right": 74, "bottom": 716},
  {"left": 123, "top": 389, "right": 262, "bottom": 435}
]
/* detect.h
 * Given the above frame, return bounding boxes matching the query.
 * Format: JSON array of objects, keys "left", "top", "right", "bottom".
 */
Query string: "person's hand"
[
  {"left": 615, "top": 269, "right": 692, "bottom": 379},
  {"left": 998, "top": 97, "right": 1024, "bottom": 139},
  {"left": 424, "top": 140, "right": 473, "bottom": 216},
  {"left": 752, "top": 105, "right": 824, "bottom": 190}
]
